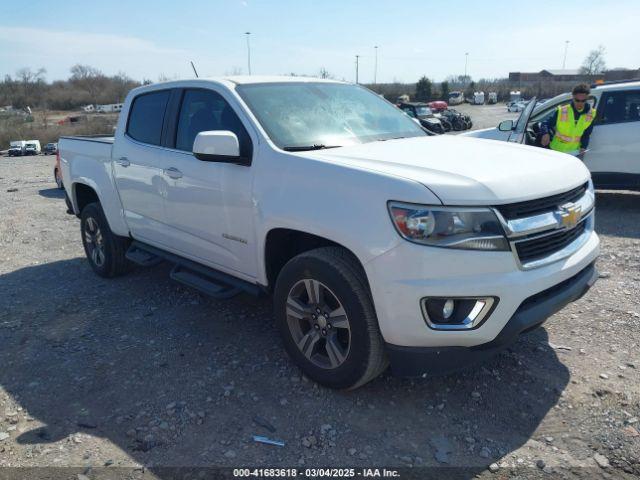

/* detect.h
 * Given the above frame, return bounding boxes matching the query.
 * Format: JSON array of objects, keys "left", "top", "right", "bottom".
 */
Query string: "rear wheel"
[
  {"left": 274, "top": 247, "right": 387, "bottom": 389},
  {"left": 80, "top": 202, "right": 131, "bottom": 278}
]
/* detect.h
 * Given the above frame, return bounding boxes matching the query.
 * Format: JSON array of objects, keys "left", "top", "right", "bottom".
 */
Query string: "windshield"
[
  {"left": 415, "top": 106, "right": 432, "bottom": 116},
  {"left": 236, "top": 82, "right": 426, "bottom": 149},
  {"left": 448, "top": 92, "right": 461, "bottom": 99}
]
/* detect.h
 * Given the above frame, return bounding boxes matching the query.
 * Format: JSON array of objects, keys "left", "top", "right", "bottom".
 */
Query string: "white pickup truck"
[{"left": 59, "top": 76, "right": 599, "bottom": 389}]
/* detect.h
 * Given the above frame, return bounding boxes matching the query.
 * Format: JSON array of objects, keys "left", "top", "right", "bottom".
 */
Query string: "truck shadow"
[
  {"left": 595, "top": 190, "right": 640, "bottom": 239},
  {"left": 0, "top": 258, "right": 569, "bottom": 477},
  {"left": 37, "top": 187, "right": 66, "bottom": 199}
]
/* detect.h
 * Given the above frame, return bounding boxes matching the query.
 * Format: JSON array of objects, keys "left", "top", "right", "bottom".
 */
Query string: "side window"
[
  {"left": 599, "top": 90, "right": 640, "bottom": 124},
  {"left": 126, "top": 90, "right": 170, "bottom": 145},
  {"left": 175, "top": 89, "right": 252, "bottom": 158}
]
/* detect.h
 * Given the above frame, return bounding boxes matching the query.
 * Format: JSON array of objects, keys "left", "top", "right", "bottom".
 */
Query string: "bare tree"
[
  {"left": 113, "top": 72, "right": 135, "bottom": 103},
  {"left": 225, "top": 66, "right": 244, "bottom": 76},
  {"left": 580, "top": 46, "right": 606, "bottom": 76},
  {"left": 318, "top": 67, "right": 334, "bottom": 79},
  {"left": 70, "top": 64, "right": 105, "bottom": 105},
  {"left": 15, "top": 67, "right": 47, "bottom": 105}
]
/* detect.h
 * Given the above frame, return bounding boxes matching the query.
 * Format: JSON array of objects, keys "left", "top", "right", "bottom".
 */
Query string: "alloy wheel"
[
  {"left": 286, "top": 279, "right": 351, "bottom": 369},
  {"left": 84, "top": 217, "right": 106, "bottom": 267}
]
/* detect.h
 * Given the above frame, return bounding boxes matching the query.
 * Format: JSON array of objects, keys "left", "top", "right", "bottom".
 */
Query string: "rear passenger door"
[
  {"left": 586, "top": 89, "right": 640, "bottom": 188},
  {"left": 161, "top": 88, "right": 257, "bottom": 278},
  {"left": 112, "top": 89, "right": 174, "bottom": 246}
]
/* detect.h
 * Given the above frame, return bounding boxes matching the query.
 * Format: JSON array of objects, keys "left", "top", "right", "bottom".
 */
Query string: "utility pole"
[
  {"left": 464, "top": 52, "right": 469, "bottom": 83},
  {"left": 562, "top": 40, "right": 569, "bottom": 69},
  {"left": 245, "top": 32, "right": 252, "bottom": 75},
  {"left": 374, "top": 46, "right": 378, "bottom": 84},
  {"left": 355, "top": 55, "right": 360, "bottom": 84}
]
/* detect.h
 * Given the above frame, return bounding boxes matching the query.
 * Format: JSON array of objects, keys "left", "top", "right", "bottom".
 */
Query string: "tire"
[
  {"left": 54, "top": 168, "right": 63, "bottom": 189},
  {"left": 274, "top": 247, "right": 388, "bottom": 389},
  {"left": 80, "top": 202, "right": 131, "bottom": 278}
]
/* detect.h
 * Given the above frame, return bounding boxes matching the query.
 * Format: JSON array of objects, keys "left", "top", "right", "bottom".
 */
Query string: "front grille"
[
  {"left": 515, "top": 220, "right": 587, "bottom": 264},
  {"left": 496, "top": 183, "right": 588, "bottom": 220}
]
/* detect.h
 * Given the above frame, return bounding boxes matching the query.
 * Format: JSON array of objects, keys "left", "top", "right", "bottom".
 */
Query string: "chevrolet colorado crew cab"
[{"left": 59, "top": 76, "right": 599, "bottom": 389}]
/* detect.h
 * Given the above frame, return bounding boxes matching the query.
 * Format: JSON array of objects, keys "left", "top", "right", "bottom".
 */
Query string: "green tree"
[
  {"left": 415, "top": 76, "right": 432, "bottom": 102},
  {"left": 440, "top": 80, "right": 450, "bottom": 100}
]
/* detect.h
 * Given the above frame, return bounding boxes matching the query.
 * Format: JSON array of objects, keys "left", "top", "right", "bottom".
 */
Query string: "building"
[
  {"left": 509, "top": 68, "right": 639, "bottom": 84},
  {"left": 604, "top": 68, "right": 640, "bottom": 82},
  {"left": 509, "top": 69, "right": 592, "bottom": 83}
]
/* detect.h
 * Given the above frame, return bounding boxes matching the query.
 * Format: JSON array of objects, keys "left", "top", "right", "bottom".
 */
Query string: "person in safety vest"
[{"left": 540, "top": 83, "right": 596, "bottom": 158}]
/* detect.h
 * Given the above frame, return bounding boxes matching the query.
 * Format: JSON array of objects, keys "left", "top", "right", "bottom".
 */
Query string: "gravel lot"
[
  {"left": 1, "top": 116, "right": 639, "bottom": 479},
  {"left": 451, "top": 103, "right": 519, "bottom": 131}
]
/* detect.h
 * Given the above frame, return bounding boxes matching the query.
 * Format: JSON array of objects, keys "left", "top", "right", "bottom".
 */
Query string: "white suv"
[{"left": 465, "top": 80, "right": 640, "bottom": 191}]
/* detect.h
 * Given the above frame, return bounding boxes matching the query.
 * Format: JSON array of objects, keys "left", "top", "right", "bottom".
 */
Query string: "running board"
[
  {"left": 170, "top": 265, "right": 241, "bottom": 299},
  {"left": 127, "top": 240, "right": 262, "bottom": 298},
  {"left": 126, "top": 245, "right": 163, "bottom": 266}
]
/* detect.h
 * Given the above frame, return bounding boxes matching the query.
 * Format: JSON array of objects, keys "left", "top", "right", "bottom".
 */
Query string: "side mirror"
[
  {"left": 193, "top": 130, "right": 247, "bottom": 165},
  {"left": 498, "top": 120, "right": 514, "bottom": 132}
]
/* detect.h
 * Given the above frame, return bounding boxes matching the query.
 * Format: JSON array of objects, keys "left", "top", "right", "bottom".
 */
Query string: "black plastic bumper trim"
[{"left": 385, "top": 261, "right": 598, "bottom": 377}]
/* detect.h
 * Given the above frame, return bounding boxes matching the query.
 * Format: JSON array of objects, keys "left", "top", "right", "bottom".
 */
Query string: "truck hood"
[{"left": 305, "top": 135, "right": 590, "bottom": 205}]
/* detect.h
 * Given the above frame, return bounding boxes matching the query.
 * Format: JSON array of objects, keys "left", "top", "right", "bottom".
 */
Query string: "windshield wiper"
[{"left": 282, "top": 144, "right": 342, "bottom": 151}]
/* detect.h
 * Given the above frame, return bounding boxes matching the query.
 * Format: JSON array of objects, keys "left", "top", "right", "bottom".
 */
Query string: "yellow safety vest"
[{"left": 550, "top": 104, "right": 596, "bottom": 153}]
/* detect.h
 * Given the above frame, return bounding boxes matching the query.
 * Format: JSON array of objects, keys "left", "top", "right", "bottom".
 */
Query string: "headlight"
[
  {"left": 587, "top": 178, "right": 594, "bottom": 194},
  {"left": 388, "top": 202, "right": 509, "bottom": 251}
]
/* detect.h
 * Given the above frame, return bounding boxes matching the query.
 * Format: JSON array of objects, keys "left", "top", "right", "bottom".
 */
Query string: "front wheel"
[
  {"left": 274, "top": 247, "right": 388, "bottom": 389},
  {"left": 80, "top": 202, "right": 131, "bottom": 278}
]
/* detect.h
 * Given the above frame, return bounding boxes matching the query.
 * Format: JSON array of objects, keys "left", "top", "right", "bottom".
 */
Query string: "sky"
[{"left": 0, "top": 0, "right": 638, "bottom": 84}]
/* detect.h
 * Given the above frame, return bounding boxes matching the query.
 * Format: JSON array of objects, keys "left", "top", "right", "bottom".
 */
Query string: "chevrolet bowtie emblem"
[{"left": 559, "top": 203, "right": 581, "bottom": 229}]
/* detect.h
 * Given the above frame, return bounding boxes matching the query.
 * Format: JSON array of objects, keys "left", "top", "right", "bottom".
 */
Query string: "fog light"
[
  {"left": 442, "top": 299, "right": 455, "bottom": 319},
  {"left": 421, "top": 297, "right": 498, "bottom": 331}
]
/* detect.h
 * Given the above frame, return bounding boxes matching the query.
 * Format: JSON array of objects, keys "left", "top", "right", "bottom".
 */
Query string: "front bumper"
[
  {"left": 386, "top": 261, "right": 598, "bottom": 376},
  {"left": 365, "top": 229, "right": 599, "bottom": 348}
]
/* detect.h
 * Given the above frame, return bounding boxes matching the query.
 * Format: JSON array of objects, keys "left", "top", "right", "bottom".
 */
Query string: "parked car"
[
  {"left": 448, "top": 91, "right": 464, "bottom": 105},
  {"left": 54, "top": 151, "right": 64, "bottom": 189},
  {"left": 60, "top": 77, "right": 599, "bottom": 389},
  {"left": 8, "top": 141, "right": 25, "bottom": 156},
  {"left": 23, "top": 140, "right": 41, "bottom": 155},
  {"left": 398, "top": 102, "right": 445, "bottom": 134},
  {"left": 427, "top": 100, "right": 448, "bottom": 112},
  {"left": 507, "top": 101, "right": 527, "bottom": 112},
  {"left": 471, "top": 91, "right": 485, "bottom": 105},
  {"left": 44, "top": 142, "right": 58, "bottom": 155},
  {"left": 487, "top": 92, "right": 498, "bottom": 104},
  {"left": 464, "top": 80, "right": 640, "bottom": 190}
]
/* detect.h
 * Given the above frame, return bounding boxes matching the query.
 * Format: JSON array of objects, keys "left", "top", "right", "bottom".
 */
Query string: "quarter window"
[
  {"left": 599, "top": 90, "right": 640, "bottom": 124},
  {"left": 126, "top": 90, "right": 171, "bottom": 145},
  {"left": 175, "top": 89, "right": 251, "bottom": 158}
]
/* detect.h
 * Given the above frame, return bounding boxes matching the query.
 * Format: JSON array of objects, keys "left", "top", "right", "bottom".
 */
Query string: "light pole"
[
  {"left": 245, "top": 32, "right": 252, "bottom": 75},
  {"left": 464, "top": 52, "right": 469, "bottom": 82},
  {"left": 562, "top": 40, "right": 569, "bottom": 69},
  {"left": 374, "top": 46, "right": 378, "bottom": 84},
  {"left": 355, "top": 55, "right": 360, "bottom": 84}
]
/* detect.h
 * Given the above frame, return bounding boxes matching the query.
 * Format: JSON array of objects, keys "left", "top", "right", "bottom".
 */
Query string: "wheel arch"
[
  {"left": 72, "top": 181, "right": 101, "bottom": 216},
  {"left": 263, "top": 228, "right": 370, "bottom": 294}
]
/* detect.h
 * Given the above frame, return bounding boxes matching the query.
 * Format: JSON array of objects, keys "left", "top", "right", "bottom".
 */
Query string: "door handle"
[
  {"left": 163, "top": 167, "right": 183, "bottom": 179},
  {"left": 116, "top": 157, "right": 130, "bottom": 167}
]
